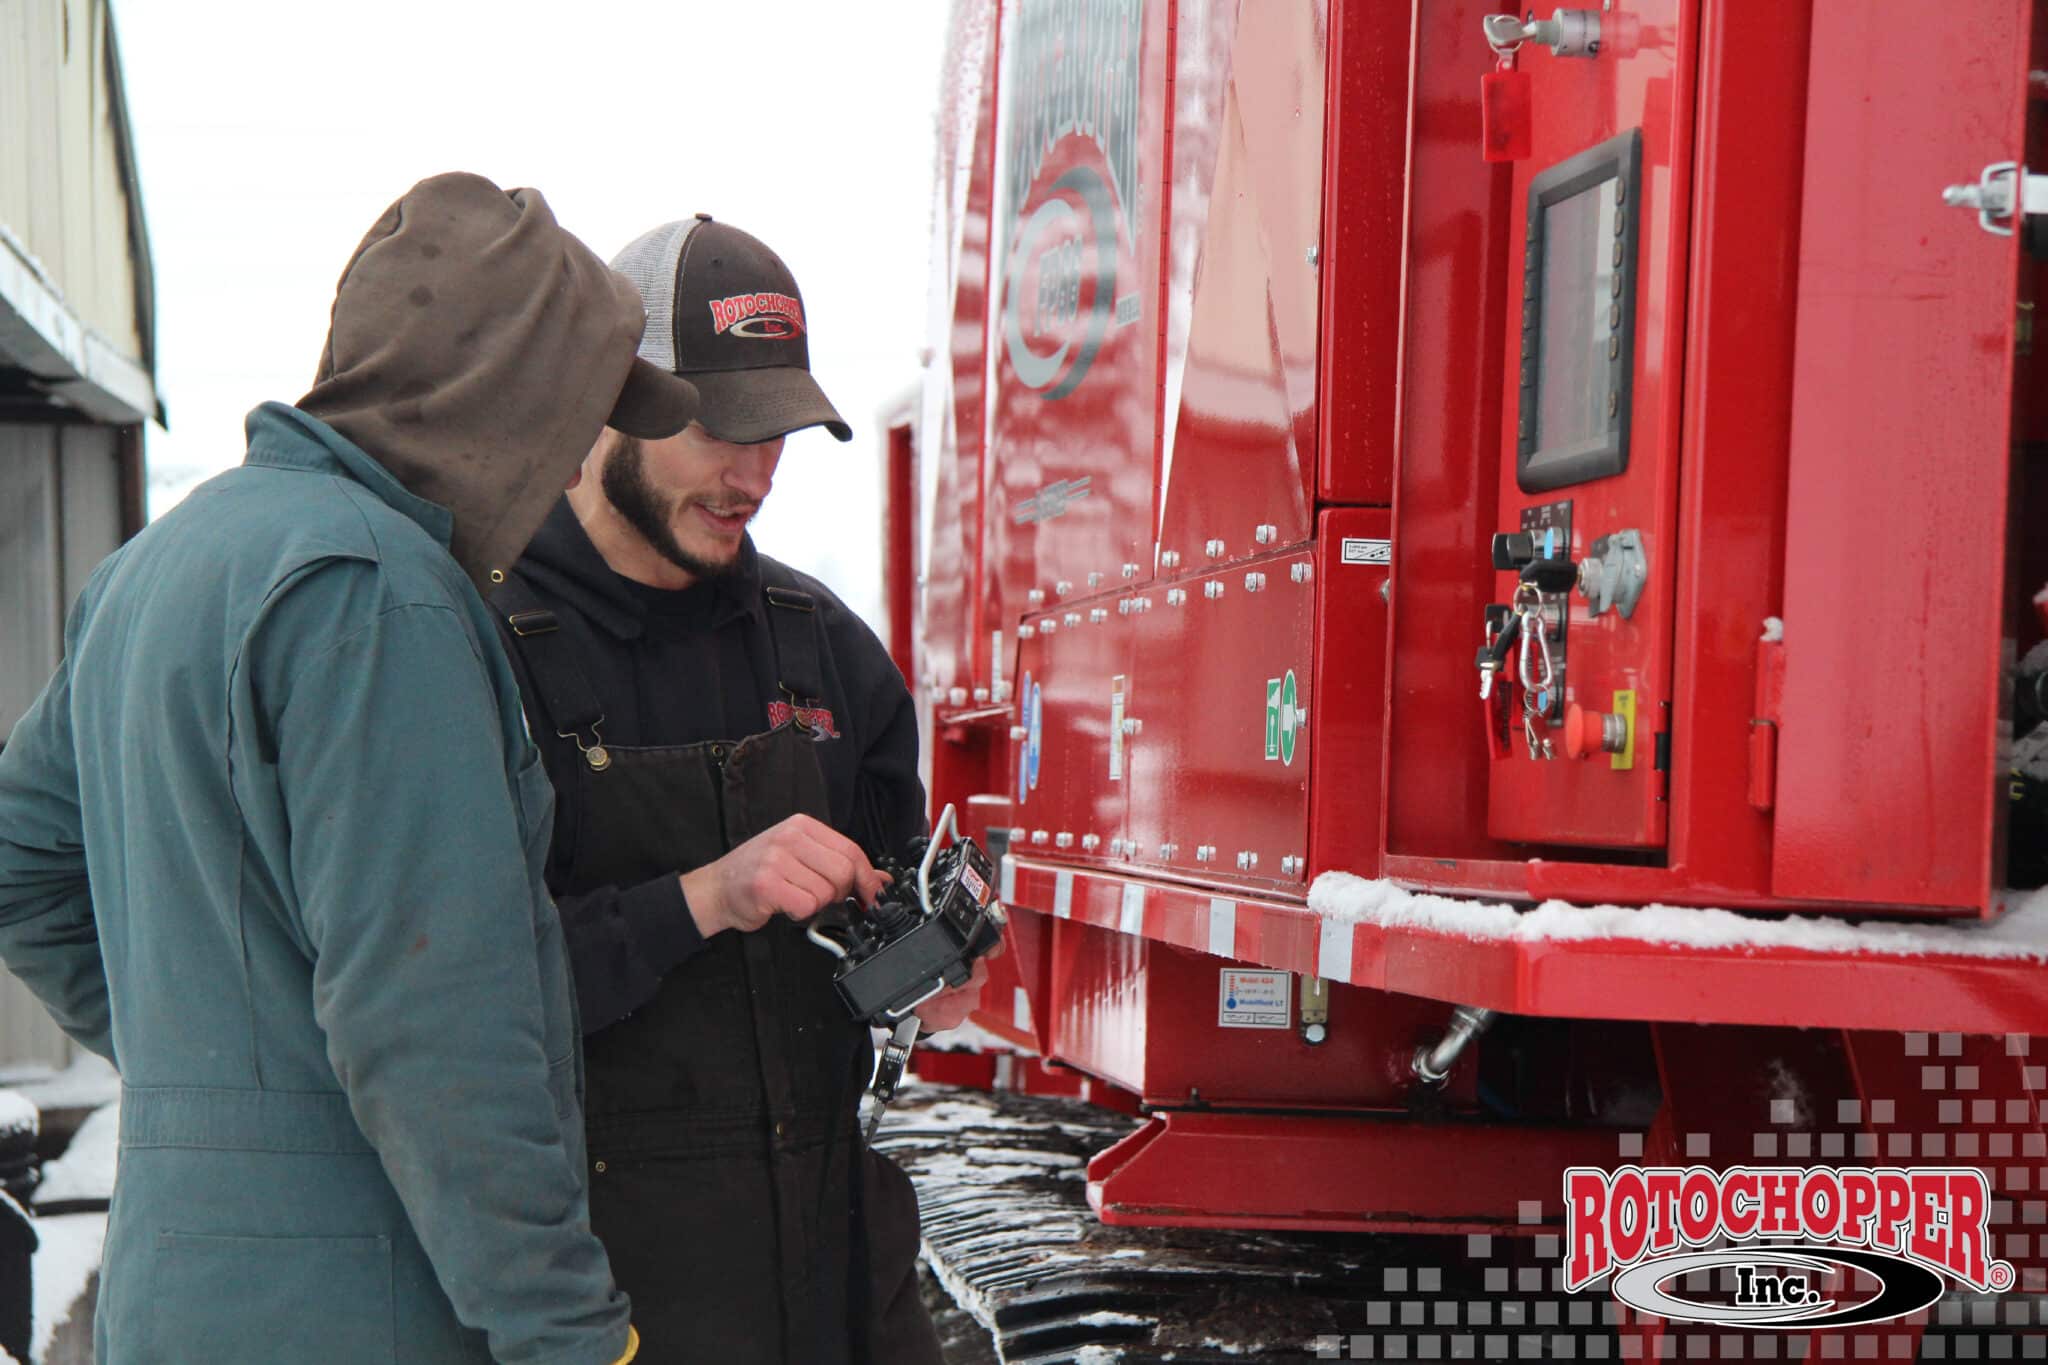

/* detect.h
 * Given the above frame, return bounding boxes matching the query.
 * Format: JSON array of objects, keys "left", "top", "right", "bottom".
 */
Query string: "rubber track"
[{"left": 875, "top": 1084, "right": 1513, "bottom": 1363}]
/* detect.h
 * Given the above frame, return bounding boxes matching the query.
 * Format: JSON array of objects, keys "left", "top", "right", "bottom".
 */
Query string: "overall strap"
[
  {"left": 758, "top": 561, "right": 824, "bottom": 705},
  {"left": 492, "top": 574, "right": 607, "bottom": 747}
]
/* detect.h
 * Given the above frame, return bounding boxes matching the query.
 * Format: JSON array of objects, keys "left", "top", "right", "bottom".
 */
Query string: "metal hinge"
[{"left": 1941, "top": 162, "right": 2048, "bottom": 236}]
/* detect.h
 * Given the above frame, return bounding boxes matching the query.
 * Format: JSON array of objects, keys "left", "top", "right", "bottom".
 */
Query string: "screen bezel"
[{"left": 1517, "top": 128, "right": 1644, "bottom": 493}]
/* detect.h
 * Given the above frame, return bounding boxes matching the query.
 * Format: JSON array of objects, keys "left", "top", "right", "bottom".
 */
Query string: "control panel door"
[
  {"left": 1484, "top": 2, "right": 1699, "bottom": 848},
  {"left": 1769, "top": 2, "right": 2032, "bottom": 911}
]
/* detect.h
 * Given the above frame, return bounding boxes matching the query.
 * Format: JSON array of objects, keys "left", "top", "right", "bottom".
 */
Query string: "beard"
[{"left": 599, "top": 433, "right": 748, "bottom": 580}]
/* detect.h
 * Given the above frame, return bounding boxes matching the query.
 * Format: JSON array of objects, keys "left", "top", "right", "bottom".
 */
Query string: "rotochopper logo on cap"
[{"left": 709, "top": 291, "right": 806, "bottom": 341}]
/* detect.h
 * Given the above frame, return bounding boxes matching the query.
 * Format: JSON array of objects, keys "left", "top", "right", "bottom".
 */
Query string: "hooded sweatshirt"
[
  {"left": 299, "top": 171, "right": 655, "bottom": 589},
  {"left": 0, "top": 174, "right": 650, "bottom": 1364}
]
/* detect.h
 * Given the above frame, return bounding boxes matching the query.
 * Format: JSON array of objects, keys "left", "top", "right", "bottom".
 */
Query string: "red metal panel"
[
  {"left": 1381, "top": 1, "right": 1517, "bottom": 865},
  {"left": 1041, "top": 913, "right": 1466, "bottom": 1109},
  {"left": 1655, "top": 0, "right": 1813, "bottom": 906},
  {"left": 1047, "top": 916, "right": 1151, "bottom": 1093},
  {"left": 1125, "top": 550, "right": 1314, "bottom": 886},
  {"left": 1313, "top": 0, "right": 1411, "bottom": 507},
  {"left": 1485, "top": 0, "right": 1699, "bottom": 849},
  {"left": 1010, "top": 595, "right": 1128, "bottom": 860},
  {"left": 1155, "top": 0, "right": 1327, "bottom": 569},
  {"left": 985, "top": 0, "right": 1172, "bottom": 612},
  {"left": 882, "top": 415, "right": 917, "bottom": 684},
  {"left": 1085, "top": 1109, "right": 1618, "bottom": 1233},
  {"left": 1307, "top": 507, "right": 1390, "bottom": 880},
  {"left": 918, "top": 0, "right": 1002, "bottom": 715},
  {"left": 1770, "top": 2, "right": 2027, "bottom": 912}
]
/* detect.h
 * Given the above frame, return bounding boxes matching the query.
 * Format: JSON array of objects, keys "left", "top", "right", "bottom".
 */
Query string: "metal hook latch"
[{"left": 1942, "top": 162, "right": 2048, "bottom": 237}]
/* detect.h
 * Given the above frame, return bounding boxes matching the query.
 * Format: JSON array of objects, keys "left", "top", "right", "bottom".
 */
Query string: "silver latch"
[
  {"left": 1942, "top": 162, "right": 2048, "bottom": 236},
  {"left": 1484, "top": 9, "right": 1602, "bottom": 59},
  {"left": 1577, "top": 528, "right": 1648, "bottom": 619}
]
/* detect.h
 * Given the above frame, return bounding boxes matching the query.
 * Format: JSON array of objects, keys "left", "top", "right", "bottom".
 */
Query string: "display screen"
[
  {"left": 1533, "top": 182, "right": 1619, "bottom": 461},
  {"left": 1516, "top": 128, "right": 1640, "bottom": 494}
]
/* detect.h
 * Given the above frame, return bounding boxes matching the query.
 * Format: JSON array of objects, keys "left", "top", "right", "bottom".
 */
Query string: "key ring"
[{"left": 1483, "top": 13, "right": 1528, "bottom": 59}]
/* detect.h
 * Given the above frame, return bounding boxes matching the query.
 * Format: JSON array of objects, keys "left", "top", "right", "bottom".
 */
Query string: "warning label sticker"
[
  {"left": 1217, "top": 969, "right": 1291, "bottom": 1029},
  {"left": 1341, "top": 537, "right": 1392, "bottom": 565}
]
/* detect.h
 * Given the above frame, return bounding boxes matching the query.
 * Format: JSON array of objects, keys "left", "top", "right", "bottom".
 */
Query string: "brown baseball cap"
[{"left": 609, "top": 215, "right": 850, "bottom": 445}]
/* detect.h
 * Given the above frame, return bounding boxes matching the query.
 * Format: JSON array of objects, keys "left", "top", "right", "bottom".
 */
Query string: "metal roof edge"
[{"left": 0, "top": 222, "right": 157, "bottom": 426}]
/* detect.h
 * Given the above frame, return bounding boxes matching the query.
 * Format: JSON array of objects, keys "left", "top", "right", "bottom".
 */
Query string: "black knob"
[
  {"left": 1491, "top": 533, "right": 1537, "bottom": 571},
  {"left": 1520, "top": 557, "right": 1579, "bottom": 593}
]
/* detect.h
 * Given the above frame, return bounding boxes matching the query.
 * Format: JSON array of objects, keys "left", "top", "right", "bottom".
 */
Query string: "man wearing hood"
[
  {"left": 0, "top": 172, "right": 696, "bottom": 1364},
  {"left": 489, "top": 217, "right": 967, "bottom": 1364}
]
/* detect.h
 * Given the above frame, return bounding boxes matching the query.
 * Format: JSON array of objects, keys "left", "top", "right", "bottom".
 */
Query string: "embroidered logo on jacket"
[{"left": 768, "top": 699, "right": 839, "bottom": 738}]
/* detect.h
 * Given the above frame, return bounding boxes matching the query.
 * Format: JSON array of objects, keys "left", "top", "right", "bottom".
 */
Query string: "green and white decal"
[{"left": 1265, "top": 670, "right": 1301, "bottom": 766}]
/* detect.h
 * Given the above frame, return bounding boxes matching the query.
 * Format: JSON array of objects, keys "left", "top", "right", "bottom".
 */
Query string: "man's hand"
[
  {"left": 916, "top": 956, "right": 993, "bottom": 1035},
  {"left": 680, "top": 814, "right": 891, "bottom": 938}
]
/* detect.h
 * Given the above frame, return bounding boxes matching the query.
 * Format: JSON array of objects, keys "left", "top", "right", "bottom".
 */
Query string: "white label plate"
[{"left": 1218, "top": 969, "right": 1291, "bottom": 1029}]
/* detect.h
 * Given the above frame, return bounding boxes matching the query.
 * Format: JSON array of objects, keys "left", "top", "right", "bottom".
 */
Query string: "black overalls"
[{"left": 495, "top": 567, "right": 939, "bottom": 1365}]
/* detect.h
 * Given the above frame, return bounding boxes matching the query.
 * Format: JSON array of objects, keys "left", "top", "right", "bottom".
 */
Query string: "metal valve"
[{"left": 1484, "top": 9, "right": 1602, "bottom": 58}]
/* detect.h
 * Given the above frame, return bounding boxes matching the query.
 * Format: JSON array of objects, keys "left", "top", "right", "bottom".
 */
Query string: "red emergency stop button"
[{"left": 1564, "top": 704, "right": 1627, "bottom": 760}]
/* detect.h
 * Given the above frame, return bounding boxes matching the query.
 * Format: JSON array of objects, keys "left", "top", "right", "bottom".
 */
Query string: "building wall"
[
  {"left": 0, "top": 0, "right": 147, "bottom": 364},
  {"left": 0, "top": 423, "right": 126, "bottom": 1068},
  {"left": 0, "top": 0, "right": 153, "bottom": 1068}
]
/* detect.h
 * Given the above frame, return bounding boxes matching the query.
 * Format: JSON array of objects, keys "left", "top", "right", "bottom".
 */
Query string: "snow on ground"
[
  {"left": 0, "top": 1093, "right": 34, "bottom": 1144},
  {"left": 1310, "top": 873, "right": 2048, "bottom": 960},
  {"left": 32, "top": 1104, "right": 117, "bottom": 1208},
  {"left": 28, "top": 1212, "right": 104, "bottom": 1365},
  {"left": 917, "top": 1018, "right": 1024, "bottom": 1054},
  {"left": 0, "top": 1056, "right": 117, "bottom": 1116}
]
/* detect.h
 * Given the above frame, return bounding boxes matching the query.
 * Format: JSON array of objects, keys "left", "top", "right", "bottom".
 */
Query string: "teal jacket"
[{"left": 0, "top": 403, "right": 631, "bottom": 1363}]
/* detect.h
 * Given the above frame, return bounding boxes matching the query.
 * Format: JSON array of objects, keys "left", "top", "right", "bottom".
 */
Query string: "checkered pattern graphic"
[
  {"left": 609, "top": 220, "right": 695, "bottom": 371},
  {"left": 1300, "top": 1033, "right": 2048, "bottom": 1361}
]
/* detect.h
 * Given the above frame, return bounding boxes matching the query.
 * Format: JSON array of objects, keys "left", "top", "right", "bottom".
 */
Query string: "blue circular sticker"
[{"left": 1019, "top": 675, "right": 1043, "bottom": 803}]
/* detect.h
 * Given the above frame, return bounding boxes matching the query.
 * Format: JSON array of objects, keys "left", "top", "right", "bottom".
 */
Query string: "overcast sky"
[{"left": 111, "top": 0, "right": 947, "bottom": 630}]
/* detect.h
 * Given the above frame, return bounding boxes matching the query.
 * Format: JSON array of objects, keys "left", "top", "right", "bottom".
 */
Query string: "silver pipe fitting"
[{"left": 1412, "top": 1006, "right": 1499, "bottom": 1087}]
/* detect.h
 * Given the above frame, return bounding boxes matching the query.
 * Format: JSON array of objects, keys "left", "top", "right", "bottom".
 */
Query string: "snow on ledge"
[{"left": 1308, "top": 874, "right": 2048, "bottom": 961}]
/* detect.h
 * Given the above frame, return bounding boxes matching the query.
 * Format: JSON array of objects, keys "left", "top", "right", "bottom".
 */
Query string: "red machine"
[{"left": 890, "top": 0, "right": 2048, "bottom": 1352}]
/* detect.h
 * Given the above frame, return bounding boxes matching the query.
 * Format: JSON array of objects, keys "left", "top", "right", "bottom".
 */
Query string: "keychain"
[
  {"left": 1481, "top": 17, "right": 1533, "bottom": 162},
  {"left": 1515, "top": 585, "right": 1557, "bottom": 760}
]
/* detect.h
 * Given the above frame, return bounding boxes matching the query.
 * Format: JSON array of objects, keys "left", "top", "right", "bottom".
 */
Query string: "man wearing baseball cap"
[
  {"left": 491, "top": 217, "right": 972, "bottom": 1363},
  {"left": 0, "top": 173, "right": 690, "bottom": 1362}
]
